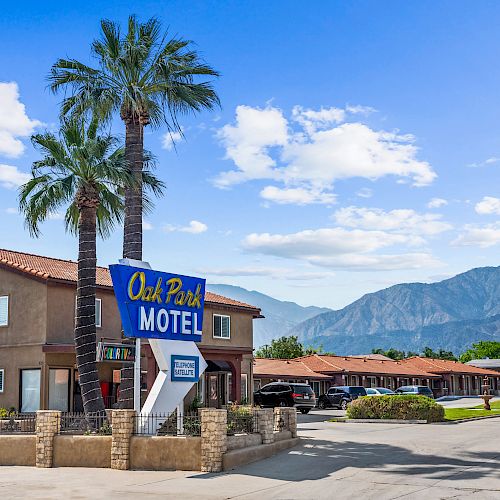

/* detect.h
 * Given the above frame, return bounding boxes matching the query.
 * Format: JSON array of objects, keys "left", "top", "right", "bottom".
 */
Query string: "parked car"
[
  {"left": 317, "top": 386, "right": 367, "bottom": 410},
  {"left": 253, "top": 382, "right": 316, "bottom": 413},
  {"left": 395, "top": 385, "right": 434, "bottom": 398},
  {"left": 366, "top": 387, "right": 396, "bottom": 396}
]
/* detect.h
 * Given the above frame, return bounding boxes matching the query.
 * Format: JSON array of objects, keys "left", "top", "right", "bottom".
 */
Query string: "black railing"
[
  {"left": 227, "top": 409, "right": 258, "bottom": 436},
  {"left": 0, "top": 413, "right": 36, "bottom": 434},
  {"left": 58, "top": 412, "right": 110, "bottom": 435},
  {"left": 133, "top": 411, "right": 201, "bottom": 436}
]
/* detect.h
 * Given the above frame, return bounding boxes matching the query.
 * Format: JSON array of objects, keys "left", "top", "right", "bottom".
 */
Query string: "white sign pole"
[{"left": 133, "top": 337, "right": 141, "bottom": 411}]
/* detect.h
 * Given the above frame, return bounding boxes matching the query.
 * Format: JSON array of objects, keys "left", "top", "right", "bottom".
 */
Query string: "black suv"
[
  {"left": 253, "top": 382, "right": 316, "bottom": 414},
  {"left": 317, "top": 386, "right": 367, "bottom": 410},
  {"left": 395, "top": 385, "right": 434, "bottom": 398}
]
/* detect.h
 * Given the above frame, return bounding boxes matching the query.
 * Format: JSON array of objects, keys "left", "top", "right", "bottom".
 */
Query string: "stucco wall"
[
  {"left": 130, "top": 436, "right": 201, "bottom": 471},
  {"left": 0, "top": 435, "right": 36, "bottom": 465},
  {"left": 53, "top": 435, "right": 111, "bottom": 468},
  {"left": 227, "top": 433, "right": 262, "bottom": 451},
  {"left": 46, "top": 282, "right": 122, "bottom": 344},
  {"left": 0, "top": 267, "right": 47, "bottom": 346},
  {"left": 0, "top": 345, "right": 44, "bottom": 410},
  {"left": 201, "top": 305, "right": 254, "bottom": 350}
]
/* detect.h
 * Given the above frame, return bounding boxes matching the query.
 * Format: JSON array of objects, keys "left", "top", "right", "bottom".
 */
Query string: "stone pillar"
[
  {"left": 200, "top": 408, "right": 227, "bottom": 472},
  {"left": 35, "top": 410, "right": 60, "bottom": 468},
  {"left": 111, "top": 409, "right": 135, "bottom": 470},
  {"left": 255, "top": 408, "right": 274, "bottom": 444},
  {"left": 286, "top": 408, "right": 298, "bottom": 438}
]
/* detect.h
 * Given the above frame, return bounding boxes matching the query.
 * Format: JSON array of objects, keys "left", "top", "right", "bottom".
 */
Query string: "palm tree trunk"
[
  {"left": 118, "top": 118, "right": 144, "bottom": 409},
  {"left": 75, "top": 203, "right": 106, "bottom": 415}
]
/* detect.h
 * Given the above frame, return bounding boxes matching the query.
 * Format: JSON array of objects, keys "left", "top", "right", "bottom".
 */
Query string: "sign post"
[{"left": 109, "top": 261, "right": 207, "bottom": 429}]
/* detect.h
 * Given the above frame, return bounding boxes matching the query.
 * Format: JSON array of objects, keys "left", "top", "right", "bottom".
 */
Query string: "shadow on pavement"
[{"left": 193, "top": 436, "right": 500, "bottom": 483}]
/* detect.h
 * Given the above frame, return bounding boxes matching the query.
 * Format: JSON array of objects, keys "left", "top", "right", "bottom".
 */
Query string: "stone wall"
[
  {"left": 111, "top": 409, "right": 135, "bottom": 470},
  {"left": 200, "top": 408, "right": 227, "bottom": 472},
  {"left": 35, "top": 410, "right": 60, "bottom": 468}
]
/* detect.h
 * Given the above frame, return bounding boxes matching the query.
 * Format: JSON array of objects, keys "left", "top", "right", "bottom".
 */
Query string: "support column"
[
  {"left": 230, "top": 357, "right": 242, "bottom": 404},
  {"left": 111, "top": 409, "right": 135, "bottom": 470},
  {"left": 200, "top": 408, "right": 227, "bottom": 472},
  {"left": 35, "top": 410, "right": 60, "bottom": 468},
  {"left": 255, "top": 408, "right": 274, "bottom": 444}
]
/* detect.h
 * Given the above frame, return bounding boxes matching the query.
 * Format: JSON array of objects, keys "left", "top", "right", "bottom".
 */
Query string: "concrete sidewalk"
[{"left": 1, "top": 415, "right": 500, "bottom": 499}]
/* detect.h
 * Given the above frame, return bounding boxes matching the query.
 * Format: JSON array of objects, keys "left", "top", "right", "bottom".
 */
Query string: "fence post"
[
  {"left": 286, "top": 408, "right": 298, "bottom": 438},
  {"left": 200, "top": 408, "right": 227, "bottom": 472},
  {"left": 35, "top": 410, "right": 61, "bottom": 468},
  {"left": 255, "top": 408, "right": 274, "bottom": 444},
  {"left": 111, "top": 409, "right": 135, "bottom": 470}
]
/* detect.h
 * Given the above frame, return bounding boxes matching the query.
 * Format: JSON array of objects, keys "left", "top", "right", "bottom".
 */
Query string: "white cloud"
[
  {"left": 143, "top": 220, "right": 154, "bottom": 231},
  {"left": 214, "top": 104, "right": 436, "bottom": 204},
  {"left": 0, "top": 164, "right": 30, "bottom": 189},
  {"left": 356, "top": 187, "right": 373, "bottom": 198},
  {"left": 475, "top": 196, "right": 500, "bottom": 215},
  {"left": 0, "top": 82, "right": 41, "bottom": 157},
  {"left": 161, "top": 129, "right": 183, "bottom": 151},
  {"left": 203, "top": 266, "right": 333, "bottom": 281},
  {"left": 427, "top": 198, "right": 448, "bottom": 209},
  {"left": 333, "top": 206, "right": 452, "bottom": 235},
  {"left": 260, "top": 186, "right": 336, "bottom": 205},
  {"left": 163, "top": 220, "right": 208, "bottom": 234},
  {"left": 452, "top": 223, "right": 500, "bottom": 248},
  {"left": 5, "top": 207, "right": 18, "bottom": 214},
  {"left": 47, "top": 212, "right": 64, "bottom": 220},
  {"left": 468, "top": 157, "right": 500, "bottom": 168}
]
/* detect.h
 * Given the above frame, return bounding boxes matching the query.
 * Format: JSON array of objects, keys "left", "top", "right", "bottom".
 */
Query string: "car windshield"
[
  {"left": 292, "top": 385, "right": 313, "bottom": 395},
  {"left": 376, "top": 388, "right": 394, "bottom": 394}
]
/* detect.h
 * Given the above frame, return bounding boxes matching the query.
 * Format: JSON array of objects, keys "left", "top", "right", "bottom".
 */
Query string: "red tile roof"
[
  {"left": 254, "top": 358, "right": 330, "bottom": 379},
  {"left": 401, "top": 357, "right": 500, "bottom": 376},
  {"left": 297, "top": 354, "right": 440, "bottom": 378},
  {"left": 0, "top": 248, "right": 260, "bottom": 313}
]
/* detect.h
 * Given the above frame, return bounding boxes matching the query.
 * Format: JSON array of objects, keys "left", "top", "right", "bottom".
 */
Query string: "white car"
[{"left": 366, "top": 387, "right": 395, "bottom": 396}]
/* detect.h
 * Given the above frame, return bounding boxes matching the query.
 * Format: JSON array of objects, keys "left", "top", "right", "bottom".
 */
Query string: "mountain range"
[
  {"left": 206, "top": 284, "right": 330, "bottom": 347},
  {"left": 209, "top": 266, "right": 500, "bottom": 355}
]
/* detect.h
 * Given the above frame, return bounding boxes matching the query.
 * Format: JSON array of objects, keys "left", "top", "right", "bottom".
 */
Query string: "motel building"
[
  {"left": 0, "top": 249, "right": 262, "bottom": 413},
  {"left": 253, "top": 354, "right": 500, "bottom": 397}
]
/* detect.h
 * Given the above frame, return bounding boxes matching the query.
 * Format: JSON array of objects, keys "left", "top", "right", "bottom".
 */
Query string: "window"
[
  {"left": 48, "top": 369, "right": 70, "bottom": 411},
  {"left": 0, "top": 296, "right": 8, "bottom": 327},
  {"left": 75, "top": 297, "right": 102, "bottom": 328},
  {"left": 213, "top": 314, "right": 230, "bottom": 339},
  {"left": 241, "top": 373, "right": 248, "bottom": 402},
  {"left": 0, "top": 369, "right": 4, "bottom": 392},
  {"left": 20, "top": 369, "right": 41, "bottom": 412}
]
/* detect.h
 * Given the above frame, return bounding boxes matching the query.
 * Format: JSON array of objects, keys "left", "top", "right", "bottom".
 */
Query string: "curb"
[
  {"left": 330, "top": 419, "right": 427, "bottom": 424},
  {"left": 434, "top": 413, "right": 500, "bottom": 425}
]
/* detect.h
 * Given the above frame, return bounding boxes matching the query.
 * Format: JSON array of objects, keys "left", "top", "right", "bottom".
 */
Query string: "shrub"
[{"left": 346, "top": 395, "right": 444, "bottom": 423}]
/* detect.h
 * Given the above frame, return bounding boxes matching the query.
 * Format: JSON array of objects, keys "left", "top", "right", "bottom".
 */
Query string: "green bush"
[{"left": 346, "top": 395, "right": 444, "bottom": 423}]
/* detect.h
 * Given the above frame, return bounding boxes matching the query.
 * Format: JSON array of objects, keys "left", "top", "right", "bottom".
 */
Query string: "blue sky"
[{"left": 0, "top": 1, "right": 499, "bottom": 309}]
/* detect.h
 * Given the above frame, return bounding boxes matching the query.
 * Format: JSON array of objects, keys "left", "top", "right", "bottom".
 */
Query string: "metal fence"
[
  {"left": 227, "top": 409, "right": 258, "bottom": 436},
  {"left": 0, "top": 413, "right": 36, "bottom": 434},
  {"left": 58, "top": 412, "right": 111, "bottom": 435},
  {"left": 134, "top": 411, "right": 201, "bottom": 436},
  {"left": 273, "top": 410, "right": 291, "bottom": 432}
]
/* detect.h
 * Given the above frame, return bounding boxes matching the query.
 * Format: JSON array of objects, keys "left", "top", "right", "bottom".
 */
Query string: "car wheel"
[
  {"left": 278, "top": 399, "right": 288, "bottom": 407},
  {"left": 340, "top": 400, "right": 348, "bottom": 410},
  {"left": 300, "top": 408, "right": 311, "bottom": 414},
  {"left": 318, "top": 399, "right": 327, "bottom": 409}
]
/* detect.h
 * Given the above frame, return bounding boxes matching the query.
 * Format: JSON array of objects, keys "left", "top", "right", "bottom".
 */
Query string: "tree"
[
  {"left": 460, "top": 341, "right": 500, "bottom": 363},
  {"left": 18, "top": 119, "right": 161, "bottom": 415},
  {"left": 255, "top": 336, "right": 305, "bottom": 359},
  {"left": 49, "top": 16, "right": 220, "bottom": 407},
  {"left": 372, "top": 348, "right": 407, "bottom": 360},
  {"left": 422, "top": 347, "right": 457, "bottom": 361}
]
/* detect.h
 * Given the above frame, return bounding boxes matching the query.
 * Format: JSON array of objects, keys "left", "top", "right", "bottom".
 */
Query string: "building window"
[
  {"left": 213, "top": 314, "right": 230, "bottom": 339},
  {"left": 75, "top": 297, "right": 102, "bottom": 328},
  {"left": 20, "top": 368, "right": 41, "bottom": 412},
  {"left": 241, "top": 373, "right": 248, "bottom": 403},
  {"left": 0, "top": 369, "right": 4, "bottom": 393},
  {"left": 0, "top": 296, "right": 8, "bottom": 327},
  {"left": 48, "top": 368, "right": 70, "bottom": 411}
]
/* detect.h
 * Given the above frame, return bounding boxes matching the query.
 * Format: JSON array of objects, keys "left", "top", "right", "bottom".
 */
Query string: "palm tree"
[
  {"left": 49, "top": 15, "right": 219, "bottom": 261},
  {"left": 18, "top": 119, "right": 161, "bottom": 415},
  {"left": 49, "top": 16, "right": 220, "bottom": 407}
]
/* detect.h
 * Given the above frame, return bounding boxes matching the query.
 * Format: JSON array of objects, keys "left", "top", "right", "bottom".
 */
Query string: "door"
[
  {"left": 48, "top": 368, "right": 70, "bottom": 411},
  {"left": 208, "top": 375, "right": 218, "bottom": 408},
  {"left": 20, "top": 369, "right": 41, "bottom": 412}
]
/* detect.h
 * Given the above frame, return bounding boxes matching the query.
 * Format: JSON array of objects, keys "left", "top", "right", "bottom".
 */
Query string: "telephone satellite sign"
[{"left": 109, "top": 264, "right": 206, "bottom": 342}]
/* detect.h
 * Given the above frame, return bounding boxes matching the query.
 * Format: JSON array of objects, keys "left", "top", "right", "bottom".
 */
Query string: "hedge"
[{"left": 346, "top": 395, "right": 444, "bottom": 422}]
